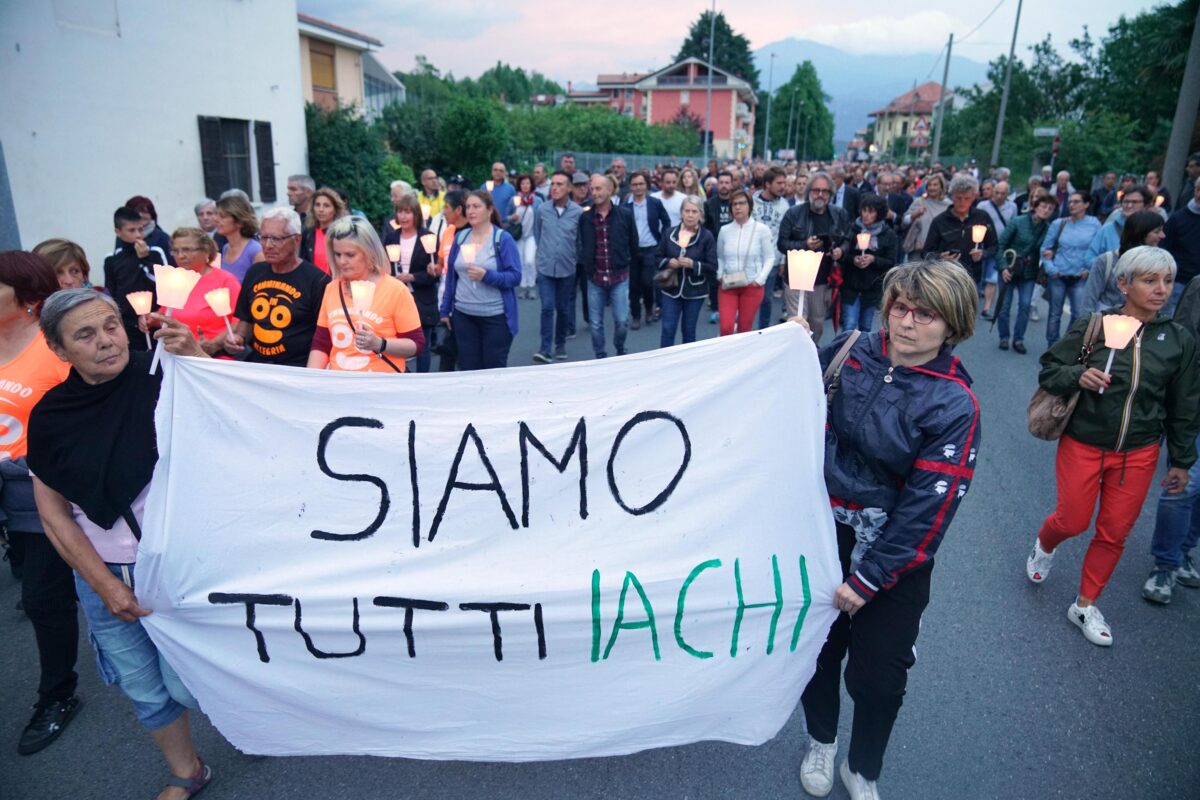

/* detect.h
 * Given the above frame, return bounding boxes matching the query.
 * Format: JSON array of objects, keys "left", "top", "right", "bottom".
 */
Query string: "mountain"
[{"left": 753, "top": 39, "right": 991, "bottom": 149}]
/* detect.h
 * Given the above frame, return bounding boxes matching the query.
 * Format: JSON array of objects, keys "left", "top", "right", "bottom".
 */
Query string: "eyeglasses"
[
  {"left": 261, "top": 235, "right": 297, "bottom": 244},
  {"left": 169, "top": 246, "right": 203, "bottom": 255},
  {"left": 1121, "top": 199, "right": 1144, "bottom": 208},
  {"left": 888, "top": 301, "right": 939, "bottom": 325},
  {"left": 809, "top": 188, "right": 831, "bottom": 195}
]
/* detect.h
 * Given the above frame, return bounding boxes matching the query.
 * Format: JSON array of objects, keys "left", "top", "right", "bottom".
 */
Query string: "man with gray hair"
[
  {"left": 923, "top": 173, "right": 997, "bottom": 286},
  {"left": 777, "top": 171, "right": 851, "bottom": 340},
  {"left": 286, "top": 174, "right": 316, "bottom": 227},
  {"left": 222, "top": 206, "right": 330, "bottom": 367},
  {"left": 193, "top": 198, "right": 225, "bottom": 250}
]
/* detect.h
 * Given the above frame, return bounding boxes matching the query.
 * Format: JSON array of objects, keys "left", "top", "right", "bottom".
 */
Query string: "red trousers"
[
  {"left": 718, "top": 284, "right": 765, "bottom": 336},
  {"left": 1038, "top": 435, "right": 1159, "bottom": 600}
]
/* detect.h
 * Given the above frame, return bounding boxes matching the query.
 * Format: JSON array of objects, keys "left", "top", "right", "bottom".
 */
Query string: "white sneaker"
[
  {"left": 800, "top": 737, "right": 837, "bottom": 797},
  {"left": 1026, "top": 538, "right": 1054, "bottom": 583},
  {"left": 839, "top": 759, "right": 881, "bottom": 800},
  {"left": 1068, "top": 602, "right": 1113, "bottom": 646}
]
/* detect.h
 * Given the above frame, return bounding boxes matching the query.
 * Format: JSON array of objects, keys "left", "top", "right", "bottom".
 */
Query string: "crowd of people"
[{"left": 1, "top": 145, "right": 1198, "bottom": 800}]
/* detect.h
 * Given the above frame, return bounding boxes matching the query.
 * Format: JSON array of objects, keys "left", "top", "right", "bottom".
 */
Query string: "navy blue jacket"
[
  {"left": 821, "top": 330, "right": 981, "bottom": 602},
  {"left": 620, "top": 195, "right": 671, "bottom": 246}
]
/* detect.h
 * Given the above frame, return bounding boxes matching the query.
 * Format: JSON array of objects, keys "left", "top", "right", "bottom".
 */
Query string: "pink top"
[
  {"left": 72, "top": 486, "right": 146, "bottom": 564},
  {"left": 157, "top": 268, "right": 242, "bottom": 352}
]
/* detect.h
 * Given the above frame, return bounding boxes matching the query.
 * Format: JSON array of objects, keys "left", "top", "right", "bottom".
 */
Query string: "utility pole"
[
  {"left": 702, "top": 1, "right": 716, "bottom": 164},
  {"left": 931, "top": 33, "right": 953, "bottom": 163},
  {"left": 764, "top": 53, "right": 776, "bottom": 159},
  {"left": 785, "top": 90, "right": 798, "bottom": 153},
  {"left": 902, "top": 79, "right": 917, "bottom": 163},
  {"left": 990, "top": 0, "right": 1023, "bottom": 169},
  {"left": 802, "top": 113, "right": 810, "bottom": 162},
  {"left": 1163, "top": 2, "right": 1200, "bottom": 206}
]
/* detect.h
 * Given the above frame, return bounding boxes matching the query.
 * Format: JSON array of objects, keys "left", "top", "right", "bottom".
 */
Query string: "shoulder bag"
[
  {"left": 1026, "top": 312, "right": 1102, "bottom": 440},
  {"left": 823, "top": 330, "right": 862, "bottom": 405}
]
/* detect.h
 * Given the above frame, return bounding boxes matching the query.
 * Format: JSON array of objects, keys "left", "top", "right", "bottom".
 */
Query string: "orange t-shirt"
[
  {"left": 0, "top": 332, "right": 70, "bottom": 460},
  {"left": 316, "top": 275, "right": 421, "bottom": 372}
]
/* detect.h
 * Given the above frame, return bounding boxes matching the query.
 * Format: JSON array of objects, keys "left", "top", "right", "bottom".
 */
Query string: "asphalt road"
[{"left": 2, "top": 291, "right": 1198, "bottom": 799}]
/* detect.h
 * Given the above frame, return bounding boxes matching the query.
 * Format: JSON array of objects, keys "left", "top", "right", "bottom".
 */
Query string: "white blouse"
[{"left": 716, "top": 219, "right": 775, "bottom": 285}]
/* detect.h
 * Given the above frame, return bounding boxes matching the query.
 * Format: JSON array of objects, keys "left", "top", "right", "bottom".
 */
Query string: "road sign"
[
  {"left": 913, "top": 116, "right": 929, "bottom": 132},
  {"left": 1033, "top": 127, "right": 1060, "bottom": 137},
  {"left": 910, "top": 134, "right": 929, "bottom": 149}
]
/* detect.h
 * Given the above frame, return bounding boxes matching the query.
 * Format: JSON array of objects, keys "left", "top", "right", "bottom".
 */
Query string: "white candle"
[
  {"left": 385, "top": 244, "right": 402, "bottom": 264},
  {"left": 1097, "top": 314, "right": 1141, "bottom": 395},
  {"left": 971, "top": 225, "right": 988, "bottom": 248},
  {"left": 349, "top": 280, "right": 376, "bottom": 316},
  {"left": 204, "top": 287, "right": 236, "bottom": 339},
  {"left": 856, "top": 232, "right": 871, "bottom": 252},
  {"left": 460, "top": 242, "right": 478, "bottom": 265},
  {"left": 420, "top": 233, "right": 437, "bottom": 255},
  {"left": 127, "top": 291, "right": 154, "bottom": 349},
  {"left": 677, "top": 228, "right": 693, "bottom": 251},
  {"left": 486, "top": 180, "right": 495, "bottom": 192},
  {"left": 153, "top": 264, "right": 202, "bottom": 309},
  {"left": 787, "top": 249, "right": 821, "bottom": 292}
]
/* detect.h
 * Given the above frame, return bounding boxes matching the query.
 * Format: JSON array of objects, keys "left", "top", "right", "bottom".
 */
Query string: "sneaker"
[
  {"left": 1175, "top": 553, "right": 1200, "bottom": 588},
  {"left": 631, "top": 318, "right": 642, "bottom": 330},
  {"left": 1026, "top": 538, "right": 1054, "bottom": 583},
  {"left": 709, "top": 311, "right": 719, "bottom": 324},
  {"left": 998, "top": 338, "right": 1009, "bottom": 351},
  {"left": 1142, "top": 569, "right": 1174, "bottom": 604},
  {"left": 18, "top": 695, "right": 82, "bottom": 755},
  {"left": 566, "top": 332, "right": 577, "bottom": 340},
  {"left": 553, "top": 350, "right": 568, "bottom": 361},
  {"left": 1068, "top": 602, "right": 1113, "bottom": 646},
  {"left": 1030, "top": 307, "right": 1041, "bottom": 322},
  {"left": 839, "top": 759, "right": 881, "bottom": 800},
  {"left": 532, "top": 352, "right": 551, "bottom": 364},
  {"left": 1013, "top": 341, "right": 1027, "bottom": 354},
  {"left": 800, "top": 737, "right": 837, "bottom": 797}
]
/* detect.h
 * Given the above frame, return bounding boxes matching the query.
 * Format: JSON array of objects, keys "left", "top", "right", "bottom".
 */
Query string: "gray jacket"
[{"left": 534, "top": 200, "right": 583, "bottom": 279}]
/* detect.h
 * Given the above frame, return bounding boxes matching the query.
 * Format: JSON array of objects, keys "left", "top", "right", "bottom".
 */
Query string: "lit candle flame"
[
  {"left": 385, "top": 244, "right": 402, "bottom": 263},
  {"left": 153, "top": 264, "right": 202, "bottom": 309},
  {"left": 971, "top": 225, "right": 988, "bottom": 245},
  {"left": 126, "top": 291, "right": 153, "bottom": 316},
  {"left": 204, "top": 288, "right": 232, "bottom": 318}
]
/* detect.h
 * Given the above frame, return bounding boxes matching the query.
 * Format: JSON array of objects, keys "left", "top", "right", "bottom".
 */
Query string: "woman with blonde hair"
[
  {"left": 140, "top": 228, "right": 242, "bottom": 358},
  {"left": 300, "top": 187, "right": 349, "bottom": 275},
  {"left": 679, "top": 166, "right": 706, "bottom": 200},
  {"left": 33, "top": 238, "right": 93, "bottom": 290},
  {"left": 307, "top": 217, "right": 423, "bottom": 372}
]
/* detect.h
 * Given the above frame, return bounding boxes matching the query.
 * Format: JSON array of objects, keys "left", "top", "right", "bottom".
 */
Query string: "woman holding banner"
[
  {"left": 798, "top": 259, "right": 981, "bottom": 800},
  {"left": 26, "top": 288, "right": 214, "bottom": 799}
]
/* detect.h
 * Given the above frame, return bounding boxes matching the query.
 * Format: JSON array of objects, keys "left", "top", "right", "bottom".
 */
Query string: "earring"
[{"left": 25, "top": 307, "right": 33, "bottom": 316}]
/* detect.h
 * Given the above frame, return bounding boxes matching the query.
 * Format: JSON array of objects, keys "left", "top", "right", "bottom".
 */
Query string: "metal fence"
[{"left": 500, "top": 151, "right": 700, "bottom": 176}]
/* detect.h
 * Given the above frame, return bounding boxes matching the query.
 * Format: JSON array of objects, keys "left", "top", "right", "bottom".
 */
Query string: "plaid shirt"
[{"left": 591, "top": 207, "right": 622, "bottom": 287}]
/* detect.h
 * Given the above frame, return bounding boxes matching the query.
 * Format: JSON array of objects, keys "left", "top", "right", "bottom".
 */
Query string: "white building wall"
[{"left": 0, "top": 0, "right": 308, "bottom": 274}]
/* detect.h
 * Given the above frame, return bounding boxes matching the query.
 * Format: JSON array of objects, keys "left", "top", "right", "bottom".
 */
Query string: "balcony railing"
[{"left": 656, "top": 74, "right": 728, "bottom": 86}]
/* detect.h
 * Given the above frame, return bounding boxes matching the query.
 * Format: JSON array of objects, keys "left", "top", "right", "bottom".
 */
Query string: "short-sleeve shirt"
[
  {"left": 0, "top": 332, "right": 69, "bottom": 460},
  {"left": 316, "top": 275, "right": 422, "bottom": 372},
  {"left": 234, "top": 260, "right": 331, "bottom": 367},
  {"left": 158, "top": 267, "right": 241, "bottom": 348}
]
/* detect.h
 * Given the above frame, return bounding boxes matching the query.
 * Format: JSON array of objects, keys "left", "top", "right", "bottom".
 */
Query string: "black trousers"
[
  {"left": 801, "top": 522, "right": 931, "bottom": 782},
  {"left": 629, "top": 246, "right": 658, "bottom": 321},
  {"left": 8, "top": 531, "right": 79, "bottom": 705}
]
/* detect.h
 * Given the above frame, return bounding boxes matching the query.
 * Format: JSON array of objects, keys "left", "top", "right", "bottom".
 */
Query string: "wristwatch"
[{"left": 377, "top": 338, "right": 387, "bottom": 355}]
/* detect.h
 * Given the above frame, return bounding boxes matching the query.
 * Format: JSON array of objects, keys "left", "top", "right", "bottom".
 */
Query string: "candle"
[
  {"left": 1155, "top": 195, "right": 1165, "bottom": 207},
  {"left": 971, "top": 225, "right": 988, "bottom": 248},
  {"left": 677, "top": 228, "right": 693, "bottom": 250},
  {"left": 787, "top": 249, "right": 821, "bottom": 292},
  {"left": 148, "top": 265, "right": 202, "bottom": 374},
  {"left": 349, "top": 280, "right": 376, "bottom": 316},
  {"left": 385, "top": 244, "right": 402, "bottom": 264},
  {"left": 420, "top": 233, "right": 437, "bottom": 254},
  {"left": 127, "top": 291, "right": 154, "bottom": 349},
  {"left": 1097, "top": 314, "right": 1141, "bottom": 395},
  {"left": 460, "top": 243, "right": 478, "bottom": 264},
  {"left": 204, "top": 288, "right": 236, "bottom": 340},
  {"left": 1116, "top": 190, "right": 1124, "bottom": 201},
  {"left": 856, "top": 232, "right": 871, "bottom": 252},
  {"left": 486, "top": 180, "right": 495, "bottom": 192}
]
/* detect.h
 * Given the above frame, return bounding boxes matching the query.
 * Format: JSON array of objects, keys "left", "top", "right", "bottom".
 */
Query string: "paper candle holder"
[
  {"left": 126, "top": 291, "right": 153, "bottom": 316},
  {"left": 204, "top": 288, "right": 232, "bottom": 318},
  {"left": 856, "top": 232, "right": 872, "bottom": 251},
  {"left": 385, "top": 244, "right": 402, "bottom": 263},
  {"left": 153, "top": 264, "right": 202, "bottom": 309},
  {"left": 971, "top": 224, "right": 988, "bottom": 245},
  {"left": 677, "top": 228, "right": 693, "bottom": 249},
  {"left": 1155, "top": 195, "right": 1165, "bottom": 207},
  {"left": 1102, "top": 314, "right": 1141, "bottom": 351},
  {"left": 787, "top": 249, "right": 821, "bottom": 292},
  {"left": 461, "top": 243, "right": 478, "bottom": 264},
  {"left": 420, "top": 234, "right": 437, "bottom": 255},
  {"left": 349, "top": 280, "right": 376, "bottom": 315},
  {"left": 485, "top": 180, "right": 495, "bottom": 192}
]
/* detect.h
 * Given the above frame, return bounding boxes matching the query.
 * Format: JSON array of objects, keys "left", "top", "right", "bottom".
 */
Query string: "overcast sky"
[{"left": 299, "top": 0, "right": 1161, "bottom": 85}]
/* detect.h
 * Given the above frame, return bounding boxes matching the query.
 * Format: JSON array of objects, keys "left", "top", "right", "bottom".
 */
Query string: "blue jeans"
[
  {"left": 757, "top": 277, "right": 775, "bottom": 329},
  {"left": 1045, "top": 276, "right": 1086, "bottom": 347},
  {"left": 840, "top": 297, "right": 877, "bottom": 333},
  {"left": 588, "top": 279, "right": 629, "bottom": 357},
  {"left": 76, "top": 564, "right": 196, "bottom": 731},
  {"left": 996, "top": 279, "right": 1035, "bottom": 342},
  {"left": 537, "top": 273, "right": 574, "bottom": 354},
  {"left": 415, "top": 323, "right": 436, "bottom": 373},
  {"left": 1150, "top": 436, "right": 1200, "bottom": 569},
  {"left": 659, "top": 294, "right": 704, "bottom": 347},
  {"left": 452, "top": 310, "right": 512, "bottom": 370}
]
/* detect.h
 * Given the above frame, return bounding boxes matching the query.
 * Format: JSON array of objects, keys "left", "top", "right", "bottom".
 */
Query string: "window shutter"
[
  {"left": 198, "top": 116, "right": 226, "bottom": 199},
  {"left": 254, "top": 121, "right": 277, "bottom": 203}
]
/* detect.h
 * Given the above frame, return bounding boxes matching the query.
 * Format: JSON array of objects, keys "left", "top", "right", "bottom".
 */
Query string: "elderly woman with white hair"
[{"left": 1028, "top": 246, "right": 1200, "bottom": 647}]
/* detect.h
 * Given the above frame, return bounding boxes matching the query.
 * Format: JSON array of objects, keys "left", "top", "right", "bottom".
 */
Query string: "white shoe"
[
  {"left": 800, "top": 737, "right": 837, "bottom": 797},
  {"left": 839, "top": 759, "right": 881, "bottom": 800},
  {"left": 1026, "top": 538, "right": 1054, "bottom": 583},
  {"left": 1068, "top": 602, "right": 1113, "bottom": 646}
]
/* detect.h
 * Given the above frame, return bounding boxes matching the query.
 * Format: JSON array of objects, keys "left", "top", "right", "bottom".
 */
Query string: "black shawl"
[{"left": 27, "top": 350, "right": 161, "bottom": 530}]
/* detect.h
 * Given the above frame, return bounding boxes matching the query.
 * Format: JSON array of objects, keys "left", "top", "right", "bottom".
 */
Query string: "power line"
[{"left": 957, "top": 0, "right": 1007, "bottom": 44}]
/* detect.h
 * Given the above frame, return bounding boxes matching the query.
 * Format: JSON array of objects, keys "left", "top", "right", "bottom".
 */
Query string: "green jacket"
[
  {"left": 1039, "top": 308, "right": 1200, "bottom": 468},
  {"left": 997, "top": 213, "right": 1049, "bottom": 282}
]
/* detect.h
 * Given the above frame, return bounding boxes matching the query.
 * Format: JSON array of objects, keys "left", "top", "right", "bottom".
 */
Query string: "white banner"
[{"left": 136, "top": 325, "right": 840, "bottom": 761}]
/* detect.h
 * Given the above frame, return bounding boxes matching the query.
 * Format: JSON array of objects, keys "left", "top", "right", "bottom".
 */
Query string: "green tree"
[
  {"left": 376, "top": 102, "right": 445, "bottom": 174},
  {"left": 436, "top": 97, "right": 510, "bottom": 184},
  {"left": 305, "top": 103, "right": 398, "bottom": 223},
  {"left": 674, "top": 11, "right": 760, "bottom": 90},
  {"left": 760, "top": 61, "right": 834, "bottom": 160}
]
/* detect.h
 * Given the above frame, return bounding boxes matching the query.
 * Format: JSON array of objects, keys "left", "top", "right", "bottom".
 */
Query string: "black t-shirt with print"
[{"left": 233, "top": 260, "right": 331, "bottom": 367}]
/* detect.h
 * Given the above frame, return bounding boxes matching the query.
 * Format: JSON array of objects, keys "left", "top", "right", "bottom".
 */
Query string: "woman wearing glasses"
[
  {"left": 141, "top": 228, "right": 241, "bottom": 358},
  {"left": 1041, "top": 192, "right": 1101, "bottom": 347},
  {"left": 797, "top": 259, "right": 981, "bottom": 800}
]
